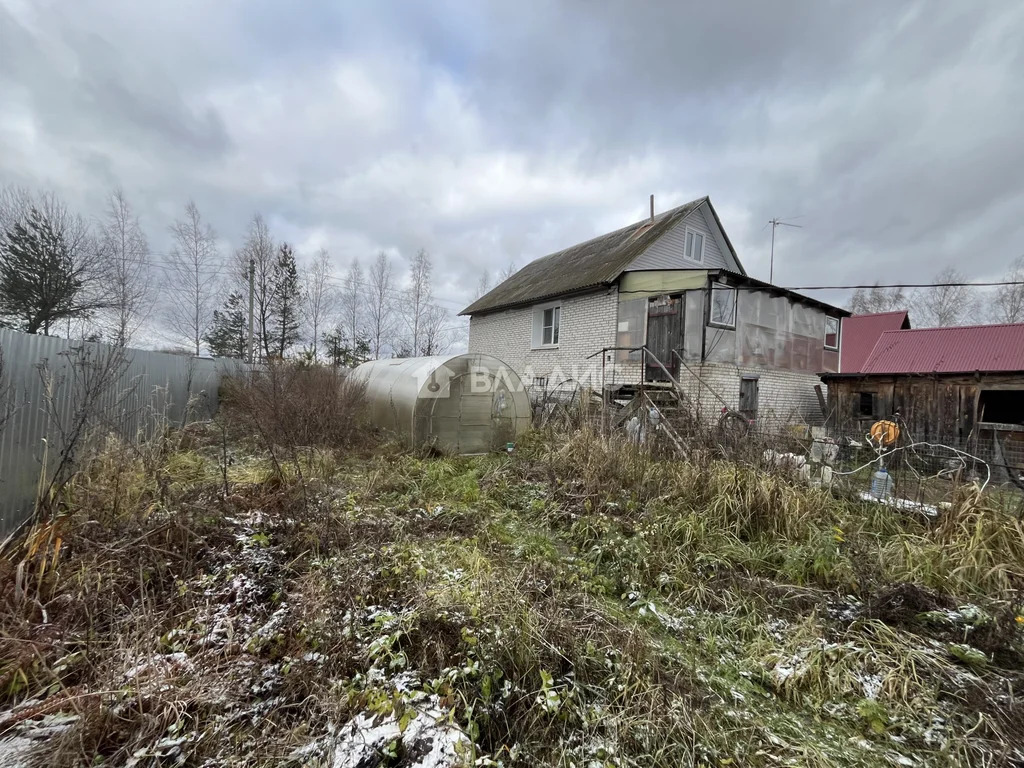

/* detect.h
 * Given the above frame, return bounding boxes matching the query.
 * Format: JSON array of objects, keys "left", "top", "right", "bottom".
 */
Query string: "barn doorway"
[{"left": 978, "top": 389, "right": 1024, "bottom": 425}]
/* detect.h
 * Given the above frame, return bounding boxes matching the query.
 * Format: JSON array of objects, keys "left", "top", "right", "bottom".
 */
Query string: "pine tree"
[
  {"left": 0, "top": 207, "right": 87, "bottom": 334},
  {"left": 269, "top": 243, "right": 301, "bottom": 358},
  {"left": 203, "top": 292, "right": 248, "bottom": 358},
  {"left": 321, "top": 325, "right": 371, "bottom": 368}
]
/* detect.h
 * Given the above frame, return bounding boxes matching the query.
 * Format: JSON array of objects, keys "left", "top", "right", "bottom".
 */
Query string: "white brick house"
[{"left": 462, "top": 197, "right": 848, "bottom": 428}]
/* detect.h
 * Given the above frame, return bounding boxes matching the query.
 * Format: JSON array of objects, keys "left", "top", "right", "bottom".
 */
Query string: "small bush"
[{"left": 221, "top": 361, "right": 370, "bottom": 453}]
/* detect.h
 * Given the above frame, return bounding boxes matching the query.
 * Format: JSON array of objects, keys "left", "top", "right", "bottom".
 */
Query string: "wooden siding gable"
[{"left": 625, "top": 204, "right": 741, "bottom": 273}]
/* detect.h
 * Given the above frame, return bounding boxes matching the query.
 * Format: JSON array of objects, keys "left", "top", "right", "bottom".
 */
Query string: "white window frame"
[
  {"left": 684, "top": 227, "right": 705, "bottom": 263},
  {"left": 531, "top": 301, "right": 561, "bottom": 349},
  {"left": 824, "top": 316, "right": 840, "bottom": 350},
  {"left": 709, "top": 285, "right": 736, "bottom": 328}
]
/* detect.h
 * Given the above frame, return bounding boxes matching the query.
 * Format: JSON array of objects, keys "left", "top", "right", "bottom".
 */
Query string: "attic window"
[
  {"left": 685, "top": 229, "right": 705, "bottom": 263},
  {"left": 824, "top": 317, "right": 840, "bottom": 350}
]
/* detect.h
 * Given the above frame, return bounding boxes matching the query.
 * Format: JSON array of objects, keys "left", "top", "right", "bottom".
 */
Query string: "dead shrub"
[{"left": 221, "top": 361, "right": 370, "bottom": 454}]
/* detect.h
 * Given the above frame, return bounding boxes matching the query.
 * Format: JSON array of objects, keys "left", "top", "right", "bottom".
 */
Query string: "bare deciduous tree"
[
  {"left": 498, "top": 261, "right": 518, "bottom": 282},
  {"left": 991, "top": 256, "right": 1024, "bottom": 324},
  {"left": 341, "top": 258, "right": 365, "bottom": 357},
  {"left": 420, "top": 303, "right": 454, "bottom": 355},
  {"left": 97, "top": 189, "right": 152, "bottom": 346},
  {"left": 234, "top": 214, "right": 277, "bottom": 360},
  {"left": 474, "top": 269, "right": 491, "bottom": 299},
  {"left": 165, "top": 201, "right": 221, "bottom": 356},
  {"left": 367, "top": 251, "right": 395, "bottom": 359},
  {"left": 301, "top": 247, "right": 337, "bottom": 358},
  {"left": 402, "top": 248, "right": 433, "bottom": 355},
  {"left": 910, "top": 268, "right": 977, "bottom": 328},
  {"left": 849, "top": 282, "right": 907, "bottom": 315}
]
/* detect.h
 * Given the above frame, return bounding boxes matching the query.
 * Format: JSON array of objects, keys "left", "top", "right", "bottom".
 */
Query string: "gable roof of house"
[
  {"left": 852, "top": 323, "right": 1024, "bottom": 375},
  {"left": 839, "top": 311, "right": 911, "bottom": 373},
  {"left": 461, "top": 197, "right": 742, "bottom": 315}
]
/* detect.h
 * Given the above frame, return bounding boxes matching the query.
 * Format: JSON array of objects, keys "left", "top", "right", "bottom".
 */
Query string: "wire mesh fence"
[{"left": 529, "top": 378, "right": 1024, "bottom": 511}]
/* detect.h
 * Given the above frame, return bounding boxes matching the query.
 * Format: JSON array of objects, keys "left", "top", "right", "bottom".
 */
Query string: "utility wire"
[{"left": 785, "top": 279, "right": 1024, "bottom": 291}]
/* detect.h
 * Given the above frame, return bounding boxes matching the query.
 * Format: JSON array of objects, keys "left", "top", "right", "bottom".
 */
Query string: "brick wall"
[
  {"left": 468, "top": 287, "right": 827, "bottom": 427},
  {"left": 673, "top": 363, "right": 828, "bottom": 429},
  {"left": 468, "top": 289, "right": 618, "bottom": 391}
]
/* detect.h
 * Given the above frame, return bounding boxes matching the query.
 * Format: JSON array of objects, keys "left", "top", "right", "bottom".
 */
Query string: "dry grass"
[
  {"left": 220, "top": 360, "right": 371, "bottom": 454},
  {"left": 0, "top": 418, "right": 1021, "bottom": 767}
]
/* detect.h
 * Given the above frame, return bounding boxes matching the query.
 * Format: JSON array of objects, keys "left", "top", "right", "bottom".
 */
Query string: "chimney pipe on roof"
[{"left": 650, "top": 194, "right": 654, "bottom": 222}]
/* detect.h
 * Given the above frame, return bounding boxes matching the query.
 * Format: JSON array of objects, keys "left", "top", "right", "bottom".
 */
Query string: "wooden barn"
[{"left": 821, "top": 323, "right": 1024, "bottom": 483}]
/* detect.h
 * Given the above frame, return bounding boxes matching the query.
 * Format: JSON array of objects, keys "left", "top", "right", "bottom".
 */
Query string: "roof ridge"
[
  {"left": 878, "top": 321, "right": 1024, "bottom": 333},
  {"left": 849, "top": 310, "right": 908, "bottom": 318},
  {"left": 543, "top": 196, "right": 708, "bottom": 255}
]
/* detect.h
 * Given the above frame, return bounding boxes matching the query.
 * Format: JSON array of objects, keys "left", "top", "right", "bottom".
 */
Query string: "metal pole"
[
  {"left": 601, "top": 352, "right": 607, "bottom": 438},
  {"left": 769, "top": 221, "right": 776, "bottom": 284},
  {"left": 247, "top": 257, "right": 255, "bottom": 364}
]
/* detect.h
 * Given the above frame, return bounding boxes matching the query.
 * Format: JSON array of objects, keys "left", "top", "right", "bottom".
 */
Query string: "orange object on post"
[{"left": 870, "top": 420, "right": 900, "bottom": 447}]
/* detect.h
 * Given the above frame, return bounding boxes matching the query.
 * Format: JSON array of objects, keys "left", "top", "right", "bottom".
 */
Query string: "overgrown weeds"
[
  {"left": 1, "top": 418, "right": 1022, "bottom": 767},
  {"left": 221, "top": 360, "right": 371, "bottom": 456}
]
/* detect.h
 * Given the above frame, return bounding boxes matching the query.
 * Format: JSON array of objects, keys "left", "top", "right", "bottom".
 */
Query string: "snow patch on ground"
[
  {"left": 331, "top": 697, "right": 469, "bottom": 768},
  {"left": 0, "top": 713, "right": 77, "bottom": 768}
]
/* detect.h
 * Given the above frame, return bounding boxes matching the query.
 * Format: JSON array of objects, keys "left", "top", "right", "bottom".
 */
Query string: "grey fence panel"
[{"left": 0, "top": 328, "right": 248, "bottom": 534}]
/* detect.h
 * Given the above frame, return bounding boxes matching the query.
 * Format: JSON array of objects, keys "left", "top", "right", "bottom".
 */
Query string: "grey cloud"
[{"left": 1, "top": 0, "right": 1022, "bottom": 330}]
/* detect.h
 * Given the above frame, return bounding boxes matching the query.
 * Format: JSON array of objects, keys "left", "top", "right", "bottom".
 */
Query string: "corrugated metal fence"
[{"left": 0, "top": 328, "right": 245, "bottom": 535}]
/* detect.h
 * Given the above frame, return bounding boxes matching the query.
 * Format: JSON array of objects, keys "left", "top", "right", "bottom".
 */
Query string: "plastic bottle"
[{"left": 870, "top": 467, "right": 893, "bottom": 499}]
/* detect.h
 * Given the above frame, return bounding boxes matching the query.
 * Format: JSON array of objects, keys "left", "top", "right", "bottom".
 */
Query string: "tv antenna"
[{"left": 768, "top": 217, "right": 802, "bottom": 283}]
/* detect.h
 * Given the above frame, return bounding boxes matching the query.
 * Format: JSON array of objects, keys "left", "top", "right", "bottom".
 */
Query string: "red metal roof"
[
  {"left": 859, "top": 323, "right": 1024, "bottom": 375},
  {"left": 839, "top": 311, "right": 910, "bottom": 373}
]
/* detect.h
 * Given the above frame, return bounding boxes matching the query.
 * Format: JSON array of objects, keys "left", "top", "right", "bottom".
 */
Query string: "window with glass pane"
[
  {"left": 710, "top": 286, "right": 736, "bottom": 327},
  {"left": 616, "top": 298, "right": 647, "bottom": 361},
  {"left": 685, "top": 230, "right": 704, "bottom": 262},
  {"left": 543, "top": 306, "right": 560, "bottom": 345},
  {"left": 824, "top": 316, "right": 839, "bottom": 349}
]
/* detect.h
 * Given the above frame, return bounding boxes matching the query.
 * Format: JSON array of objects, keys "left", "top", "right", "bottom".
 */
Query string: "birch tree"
[
  {"left": 991, "top": 256, "right": 1024, "bottom": 323},
  {"left": 98, "top": 189, "right": 152, "bottom": 345},
  {"left": 234, "top": 214, "right": 276, "bottom": 360},
  {"left": 402, "top": 248, "right": 432, "bottom": 355},
  {"left": 301, "top": 247, "right": 337, "bottom": 358},
  {"left": 474, "top": 269, "right": 491, "bottom": 299},
  {"left": 420, "top": 303, "right": 453, "bottom": 355},
  {"left": 367, "top": 251, "right": 395, "bottom": 359},
  {"left": 165, "top": 201, "right": 220, "bottom": 355},
  {"left": 910, "top": 267, "right": 976, "bottom": 327},
  {"left": 498, "top": 261, "right": 518, "bottom": 282},
  {"left": 849, "top": 282, "right": 906, "bottom": 315},
  {"left": 341, "top": 258, "right": 366, "bottom": 362}
]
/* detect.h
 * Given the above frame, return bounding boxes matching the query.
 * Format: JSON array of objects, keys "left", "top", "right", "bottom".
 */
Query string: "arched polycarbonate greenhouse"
[{"left": 352, "top": 353, "right": 532, "bottom": 454}]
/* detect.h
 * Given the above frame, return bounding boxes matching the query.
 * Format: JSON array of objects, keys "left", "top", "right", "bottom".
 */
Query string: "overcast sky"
[{"left": 2, "top": 0, "right": 1023, "bottom": 328}]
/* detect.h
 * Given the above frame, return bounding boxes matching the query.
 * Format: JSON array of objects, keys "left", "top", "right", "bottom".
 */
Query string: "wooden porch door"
[{"left": 645, "top": 294, "right": 684, "bottom": 382}]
